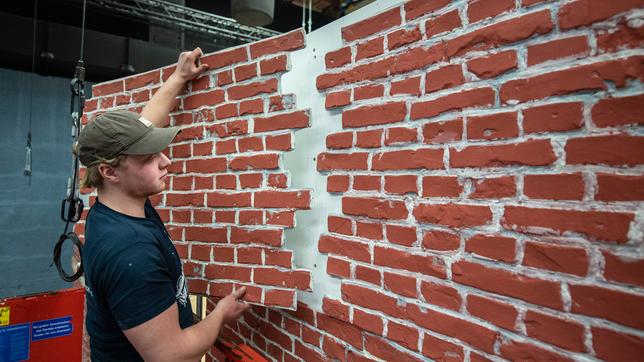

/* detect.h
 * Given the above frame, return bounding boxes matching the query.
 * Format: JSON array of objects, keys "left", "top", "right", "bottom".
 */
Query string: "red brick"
[
  {"left": 237, "top": 247, "right": 262, "bottom": 263},
  {"left": 322, "top": 336, "right": 346, "bottom": 360},
  {"left": 503, "top": 205, "right": 634, "bottom": 242},
  {"left": 372, "top": 148, "right": 444, "bottom": 171},
  {"left": 238, "top": 171, "right": 262, "bottom": 188},
  {"left": 467, "top": 112, "right": 518, "bottom": 141},
  {"left": 254, "top": 190, "right": 310, "bottom": 209},
  {"left": 229, "top": 154, "right": 278, "bottom": 171},
  {"left": 467, "top": 294, "right": 517, "bottom": 330},
  {"left": 266, "top": 210, "right": 294, "bottom": 227},
  {"left": 566, "top": 135, "right": 644, "bottom": 166},
  {"left": 500, "top": 339, "right": 574, "bottom": 361},
  {"left": 452, "top": 260, "right": 563, "bottom": 309},
  {"left": 230, "top": 227, "right": 282, "bottom": 247},
  {"left": 500, "top": 57, "right": 642, "bottom": 104},
  {"left": 342, "top": 283, "right": 406, "bottom": 319},
  {"left": 206, "top": 192, "right": 251, "bottom": 207},
  {"left": 414, "top": 203, "right": 492, "bottom": 228},
  {"left": 390, "top": 77, "right": 421, "bottom": 97},
  {"left": 317, "top": 152, "right": 369, "bottom": 171},
  {"left": 602, "top": 250, "right": 644, "bottom": 287},
  {"left": 201, "top": 46, "right": 247, "bottom": 70},
  {"left": 264, "top": 289, "right": 294, "bottom": 307},
  {"left": 327, "top": 257, "right": 351, "bottom": 278},
  {"left": 422, "top": 334, "right": 464, "bottom": 361},
  {"left": 405, "top": 0, "right": 451, "bottom": 21},
  {"left": 425, "top": 9, "right": 461, "bottom": 37},
  {"left": 237, "top": 136, "right": 263, "bottom": 153},
  {"left": 215, "top": 174, "right": 236, "bottom": 190},
  {"left": 356, "top": 37, "right": 384, "bottom": 61},
  {"left": 451, "top": 139, "right": 556, "bottom": 168},
  {"left": 527, "top": 36, "right": 589, "bottom": 66},
  {"left": 524, "top": 241, "right": 589, "bottom": 277},
  {"left": 467, "top": 50, "right": 518, "bottom": 79},
  {"left": 468, "top": 0, "right": 515, "bottom": 23},
  {"left": 411, "top": 87, "right": 495, "bottom": 120},
  {"left": 265, "top": 133, "right": 292, "bottom": 151},
  {"left": 327, "top": 175, "right": 350, "bottom": 193},
  {"left": 322, "top": 298, "right": 350, "bottom": 322},
  {"left": 166, "top": 193, "right": 204, "bottom": 207},
  {"left": 592, "top": 93, "right": 644, "bottom": 128},
  {"left": 422, "top": 230, "right": 460, "bottom": 251},
  {"left": 325, "top": 47, "right": 352, "bottom": 69},
  {"left": 352, "top": 309, "right": 384, "bottom": 335},
  {"left": 420, "top": 280, "right": 461, "bottom": 311},
  {"left": 384, "top": 175, "right": 418, "bottom": 195},
  {"left": 255, "top": 110, "right": 309, "bottom": 133},
  {"left": 597, "top": 20, "right": 644, "bottom": 52},
  {"left": 342, "top": 102, "right": 406, "bottom": 128},
  {"left": 426, "top": 64, "right": 464, "bottom": 93},
  {"left": 354, "top": 84, "right": 384, "bottom": 101},
  {"left": 342, "top": 196, "right": 408, "bottom": 220},
  {"left": 422, "top": 176, "right": 462, "bottom": 197},
  {"left": 447, "top": 10, "right": 552, "bottom": 58},
  {"left": 239, "top": 98, "right": 263, "bottom": 116},
  {"left": 260, "top": 54, "right": 288, "bottom": 75},
  {"left": 385, "top": 126, "right": 418, "bottom": 145},
  {"left": 326, "top": 132, "right": 353, "bottom": 149},
  {"left": 92, "top": 79, "right": 123, "bottom": 96},
  {"left": 523, "top": 101, "right": 584, "bottom": 134},
  {"left": 374, "top": 246, "right": 446, "bottom": 278},
  {"left": 355, "top": 265, "right": 381, "bottom": 285},
  {"left": 342, "top": 7, "right": 402, "bottom": 42},
  {"left": 353, "top": 174, "right": 381, "bottom": 190},
  {"left": 267, "top": 173, "right": 287, "bottom": 188},
  {"left": 210, "top": 120, "right": 248, "bottom": 138},
  {"left": 355, "top": 220, "right": 383, "bottom": 240},
  {"left": 233, "top": 63, "right": 257, "bottom": 82},
  {"left": 183, "top": 89, "right": 225, "bottom": 110},
  {"left": 319, "top": 234, "right": 371, "bottom": 263},
  {"left": 388, "top": 26, "right": 422, "bottom": 50},
  {"left": 465, "top": 234, "right": 516, "bottom": 263},
  {"left": 386, "top": 224, "right": 417, "bottom": 247},
  {"left": 204, "top": 264, "right": 251, "bottom": 282},
  {"left": 407, "top": 304, "right": 498, "bottom": 353},
  {"left": 423, "top": 118, "right": 463, "bottom": 144},
  {"left": 524, "top": 310, "right": 585, "bottom": 352},
  {"left": 328, "top": 216, "right": 353, "bottom": 236},
  {"left": 471, "top": 176, "right": 516, "bottom": 199},
  {"left": 592, "top": 327, "right": 644, "bottom": 362},
  {"left": 227, "top": 79, "right": 277, "bottom": 101},
  {"left": 356, "top": 129, "right": 382, "bottom": 148},
  {"left": 558, "top": 0, "right": 642, "bottom": 30},
  {"left": 254, "top": 268, "right": 310, "bottom": 291},
  {"left": 211, "top": 73, "right": 231, "bottom": 90},
  {"left": 364, "top": 334, "right": 423, "bottom": 362},
  {"left": 384, "top": 272, "right": 416, "bottom": 298},
  {"left": 570, "top": 284, "right": 644, "bottom": 329},
  {"left": 250, "top": 29, "right": 304, "bottom": 58},
  {"left": 387, "top": 321, "right": 419, "bottom": 351},
  {"left": 524, "top": 173, "right": 584, "bottom": 200},
  {"left": 326, "top": 90, "right": 351, "bottom": 109}
]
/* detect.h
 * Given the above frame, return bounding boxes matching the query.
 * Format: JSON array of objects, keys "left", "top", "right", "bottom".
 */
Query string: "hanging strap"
[{"left": 53, "top": 0, "right": 88, "bottom": 282}]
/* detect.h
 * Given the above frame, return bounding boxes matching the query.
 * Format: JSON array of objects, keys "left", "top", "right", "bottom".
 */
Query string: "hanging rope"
[
  {"left": 53, "top": 0, "right": 88, "bottom": 282},
  {"left": 24, "top": 0, "right": 38, "bottom": 183}
]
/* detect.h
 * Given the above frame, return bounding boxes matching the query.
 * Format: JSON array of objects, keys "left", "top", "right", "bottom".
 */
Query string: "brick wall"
[{"left": 78, "top": 0, "right": 644, "bottom": 360}]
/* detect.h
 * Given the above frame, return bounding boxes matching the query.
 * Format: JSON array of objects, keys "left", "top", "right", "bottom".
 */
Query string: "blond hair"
[{"left": 73, "top": 142, "right": 128, "bottom": 189}]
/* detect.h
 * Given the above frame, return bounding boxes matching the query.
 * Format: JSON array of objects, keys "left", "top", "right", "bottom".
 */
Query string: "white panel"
[{"left": 280, "top": 0, "right": 404, "bottom": 311}]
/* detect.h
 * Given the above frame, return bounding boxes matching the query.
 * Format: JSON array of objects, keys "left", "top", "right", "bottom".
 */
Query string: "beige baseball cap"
[{"left": 76, "top": 110, "right": 180, "bottom": 166}]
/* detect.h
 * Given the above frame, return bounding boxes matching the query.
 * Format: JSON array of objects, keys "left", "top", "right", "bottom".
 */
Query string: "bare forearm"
[
  {"left": 173, "top": 309, "right": 225, "bottom": 362},
  {"left": 141, "top": 74, "right": 187, "bottom": 128}
]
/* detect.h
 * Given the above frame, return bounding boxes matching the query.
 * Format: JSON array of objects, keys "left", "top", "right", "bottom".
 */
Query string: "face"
[{"left": 113, "top": 152, "right": 171, "bottom": 197}]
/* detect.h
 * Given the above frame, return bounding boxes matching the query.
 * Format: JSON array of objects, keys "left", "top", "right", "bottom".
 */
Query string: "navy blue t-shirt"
[{"left": 82, "top": 198, "right": 193, "bottom": 361}]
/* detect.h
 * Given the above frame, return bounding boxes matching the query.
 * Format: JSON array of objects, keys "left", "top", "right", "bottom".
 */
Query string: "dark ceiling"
[{"left": 0, "top": 0, "right": 342, "bottom": 83}]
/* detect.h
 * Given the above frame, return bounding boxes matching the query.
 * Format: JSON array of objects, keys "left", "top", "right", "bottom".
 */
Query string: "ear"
[{"left": 97, "top": 163, "right": 119, "bottom": 185}]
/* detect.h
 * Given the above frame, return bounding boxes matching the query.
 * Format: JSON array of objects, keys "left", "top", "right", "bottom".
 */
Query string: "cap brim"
[{"left": 122, "top": 126, "right": 180, "bottom": 155}]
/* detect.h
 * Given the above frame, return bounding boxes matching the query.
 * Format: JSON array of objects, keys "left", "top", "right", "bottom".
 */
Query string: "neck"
[{"left": 97, "top": 186, "right": 147, "bottom": 218}]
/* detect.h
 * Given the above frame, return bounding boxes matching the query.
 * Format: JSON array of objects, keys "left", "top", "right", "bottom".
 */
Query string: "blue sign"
[
  {"left": 31, "top": 317, "right": 72, "bottom": 342},
  {"left": 0, "top": 323, "right": 30, "bottom": 362}
]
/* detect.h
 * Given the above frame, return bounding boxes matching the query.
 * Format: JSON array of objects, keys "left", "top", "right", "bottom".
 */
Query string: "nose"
[{"left": 159, "top": 152, "right": 171, "bottom": 169}]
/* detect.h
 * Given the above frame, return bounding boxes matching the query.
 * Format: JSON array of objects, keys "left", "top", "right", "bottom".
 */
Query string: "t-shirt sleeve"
[{"left": 103, "top": 241, "right": 177, "bottom": 330}]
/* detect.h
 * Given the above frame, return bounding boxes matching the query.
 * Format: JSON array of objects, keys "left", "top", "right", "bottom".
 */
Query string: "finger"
[
  {"left": 232, "top": 286, "right": 246, "bottom": 299},
  {"left": 192, "top": 47, "right": 203, "bottom": 59},
  {"left": 199, "top": 63, "right": 209, "bottom": 72}
]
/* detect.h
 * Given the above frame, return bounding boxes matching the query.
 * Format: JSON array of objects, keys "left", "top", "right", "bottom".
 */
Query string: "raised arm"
[
  {"left": 141, "top": 47, "right": 210, "bottom": 127},
  {"left": 124, "top": 287, "right": 249, "bottom": 362}
]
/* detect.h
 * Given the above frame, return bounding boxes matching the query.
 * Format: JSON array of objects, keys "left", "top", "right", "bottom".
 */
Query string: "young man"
[{"left": 77, "top": 48, "right": 249, "bottom": 361}]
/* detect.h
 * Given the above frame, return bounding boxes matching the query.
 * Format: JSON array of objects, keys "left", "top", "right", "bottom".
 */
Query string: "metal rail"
[{"left": 87, "top": 0, "right": 281, "bottom": 44}]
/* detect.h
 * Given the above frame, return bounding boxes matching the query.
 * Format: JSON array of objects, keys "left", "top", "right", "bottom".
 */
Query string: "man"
[{"left": 77, "top": 48, "right": 249, "bottom": 361}]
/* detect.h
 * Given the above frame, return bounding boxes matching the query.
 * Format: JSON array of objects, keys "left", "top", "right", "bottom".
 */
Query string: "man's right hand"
[{"left": 214, "top": 287, "right": 250, "bottom": 325}]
